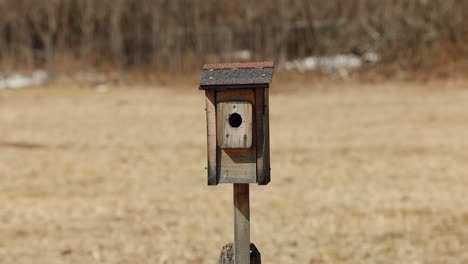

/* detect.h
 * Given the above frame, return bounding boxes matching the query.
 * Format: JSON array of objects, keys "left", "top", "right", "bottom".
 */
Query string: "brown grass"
[{"left": 1, "top": 80, "right": 468, "bottom": 263}]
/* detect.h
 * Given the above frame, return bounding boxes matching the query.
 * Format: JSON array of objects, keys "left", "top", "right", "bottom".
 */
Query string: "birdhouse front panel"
[
  {"left": 216, "top": 89, "right": 257, "bottom": 183},
  {"left": 217, "top": 101, "right": 253, "bottom": 149}
]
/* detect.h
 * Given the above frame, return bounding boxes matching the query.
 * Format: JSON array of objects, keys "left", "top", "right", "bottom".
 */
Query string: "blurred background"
[
  {"left": 1, "top": 1, "right": 468, "bottom": 264},
  {"left": 0, "top": 0, "right": 467, "bottom": 79}
]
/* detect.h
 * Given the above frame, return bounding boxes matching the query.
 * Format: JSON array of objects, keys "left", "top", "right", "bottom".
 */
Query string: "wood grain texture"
[
  {"left": 216, "top": 89, "right": 255, "bottom": 103},
  {"left": 217, "top": 101, "right": 253, "bottom": 148},
  {"left": 255, "top": 88, "right": 265, "bottom": 184},
  {"left": 205, "top": 90, "right": 218, "bottom": 185},
  {"left": 255, "top": 88, "right": 270, "bottom": 185},
  {"left": 218, "top": 148, "right": 257, "bottom": 184},
  {"left": 261, "top": 88, "right": 270, "bottom": 184},
  {"left": 234, "top": 184, "right": 250, "bottom": 264},
  {"left": 216, "top": 89, "right": 256, "bottom": 184}
]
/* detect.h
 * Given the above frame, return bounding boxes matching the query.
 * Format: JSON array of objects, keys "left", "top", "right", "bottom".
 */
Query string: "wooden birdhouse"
[{"left": 199, "top": 62, "right": 273, "bottom": 185}]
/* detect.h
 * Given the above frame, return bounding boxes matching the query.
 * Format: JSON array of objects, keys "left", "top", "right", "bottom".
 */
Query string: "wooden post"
[
  {"left": 218, "top": 185, "right": 261, "bottom": 264},
  {"left": 234, "top": 184, "right": 250, "bottom": 264}
]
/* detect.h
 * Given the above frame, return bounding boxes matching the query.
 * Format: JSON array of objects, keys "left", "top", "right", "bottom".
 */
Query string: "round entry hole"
[{"left": 228, "top": 113, "right": 243, "bottom": 128}]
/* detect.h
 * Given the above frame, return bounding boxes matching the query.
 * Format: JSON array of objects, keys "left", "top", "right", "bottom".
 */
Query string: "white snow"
[
  {"left": 0, "top": 70, "right": 49, "bottom": 89},
  {"left": 283, "top": 52, "right": 379, "bottom": 73},
  {"left": 363, "top": 52, "right": 380, "bottom": 63},
  {"left": 222, "top": 50, "right": 252, "bottom": 61}
]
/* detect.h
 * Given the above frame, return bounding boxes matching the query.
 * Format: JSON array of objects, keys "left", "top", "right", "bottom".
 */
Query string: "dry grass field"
[{"left": 1, "top": 80, "right": 468, "bottom": 263}]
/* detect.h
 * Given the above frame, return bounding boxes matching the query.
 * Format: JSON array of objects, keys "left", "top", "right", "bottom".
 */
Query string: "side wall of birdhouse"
[
  {"left": 256, "top": 88, "right": 270, "bottom": 185},
  {"left": 205, "top": 90, "right": 218, "bottom": 185}
]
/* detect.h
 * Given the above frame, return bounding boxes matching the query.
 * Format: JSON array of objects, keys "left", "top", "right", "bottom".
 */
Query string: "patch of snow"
[
  {"left": 284, "top": 54, "right": 362, "bottom": 72},
  {"left": 363, "top": 52, "right": 380, "bottom": 63},
  {"left": 222, "top": 50, "right": 252, "bottom": 61},
  {"left": 283, "top": 52, "right": 380, "bottom": 73},
  {"left": 0, "top": 70, "right": 49, "bottom": 89}
]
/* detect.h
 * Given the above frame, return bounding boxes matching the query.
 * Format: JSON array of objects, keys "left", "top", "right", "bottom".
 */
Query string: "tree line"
[{"left": 0, "top": 0, "right": 466, "bottom": 74}]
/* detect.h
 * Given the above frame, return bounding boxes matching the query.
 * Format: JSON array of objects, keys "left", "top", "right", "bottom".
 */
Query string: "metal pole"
[{"left": 233, "top": 184, "right": 250, "bottom": 264}]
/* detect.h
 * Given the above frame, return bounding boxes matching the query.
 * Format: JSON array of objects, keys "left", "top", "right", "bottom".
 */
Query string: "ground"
[{"left": 1, "top": 80, "right": 468, "bottom": 263}]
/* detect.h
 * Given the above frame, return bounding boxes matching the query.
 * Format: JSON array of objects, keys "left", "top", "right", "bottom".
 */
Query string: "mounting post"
[{"left": 234, "top": 184, "right": 250, "bottom": 264}]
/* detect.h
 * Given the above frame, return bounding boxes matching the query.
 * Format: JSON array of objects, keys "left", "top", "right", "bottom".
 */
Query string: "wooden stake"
[{"left": 234, "top": 184, "right": 250, "bottom": 264}]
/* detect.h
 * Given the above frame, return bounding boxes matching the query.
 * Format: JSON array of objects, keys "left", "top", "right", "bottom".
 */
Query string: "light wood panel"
[
  {"left": 217, "top": 101, "right": 253, "bottom": 148},
  {"left": 216, "top": 89, "right": 257, "bottom": 183}
]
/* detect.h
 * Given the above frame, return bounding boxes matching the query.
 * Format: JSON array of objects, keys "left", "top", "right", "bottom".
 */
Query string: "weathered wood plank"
[
  {"left": 255, "top": 88, "right": 270, "bottom": 185},
  {"left": 234, "top": 184, "right": 250, "bottom": 264},
  {"left": 217, "top": 101, "right": 253, "bottom": 148},
  {"left": 218, "top": 149, "right": 256, "bottom": 183},
  {"left": 216, "top": 89, "right": 257, "bottom": 184},
  {"left": 263, "top": 88, "right": 270, "bottom": 184},
  {"left": 216, "top": 89, "right": 255, "bottom": 103},
  {"left": 205, "top": 90, "right": 218, "bottom": 185},
  {"left": 255, "top": 88, "right": 265, "bottom": 184}
]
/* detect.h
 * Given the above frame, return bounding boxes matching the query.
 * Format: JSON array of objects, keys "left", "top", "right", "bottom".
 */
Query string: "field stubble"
[{"left": 0, "top": 80, "right": 468, "bottom": 263}]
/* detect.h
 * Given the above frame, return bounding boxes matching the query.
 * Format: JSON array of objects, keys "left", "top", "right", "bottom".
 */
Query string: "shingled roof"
[{"left": 199, "top": 61, "right": 274, "bottom": 89}]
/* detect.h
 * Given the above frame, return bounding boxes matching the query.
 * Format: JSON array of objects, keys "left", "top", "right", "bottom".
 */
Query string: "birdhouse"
[{"left": 199, "top": 62, "right": 273, "bottom": 185}]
